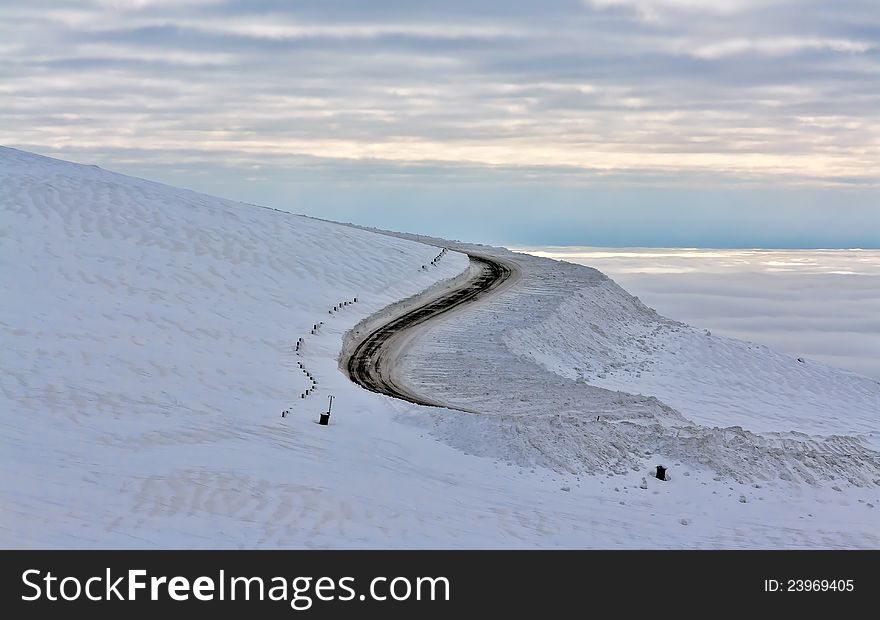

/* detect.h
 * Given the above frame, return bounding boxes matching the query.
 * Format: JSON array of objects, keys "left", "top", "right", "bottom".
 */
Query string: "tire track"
[{"left": 345, "top": 254, "right": 513, "bottom": 408}]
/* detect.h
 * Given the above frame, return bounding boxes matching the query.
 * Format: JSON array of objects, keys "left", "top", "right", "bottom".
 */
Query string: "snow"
[
  {"left": 2, "top": 147, "right": 878, "bottom": 549},
  {"left": 396, "top": 242, "right": 880, "bottom": 543},
  {"left": 504, "top": 272, "right": 880, "bottom": 437}
]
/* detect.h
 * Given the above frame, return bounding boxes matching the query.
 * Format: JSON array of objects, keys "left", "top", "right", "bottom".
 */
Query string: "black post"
[
  {"left": 319, "top": 395, "right": 333, "bottom": 425},
  {"left": 656, "top": 465, "right": 667, "bottom": 481}
]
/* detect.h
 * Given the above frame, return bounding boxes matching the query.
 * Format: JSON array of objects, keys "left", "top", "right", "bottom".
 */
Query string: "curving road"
[{"left": 345, "top": 253, "right": 513, "bottom": 409}]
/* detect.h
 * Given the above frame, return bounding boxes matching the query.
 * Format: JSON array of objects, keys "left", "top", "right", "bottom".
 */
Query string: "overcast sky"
[{"left": 2, "top": 0, "right": 878, "bottom": 246}]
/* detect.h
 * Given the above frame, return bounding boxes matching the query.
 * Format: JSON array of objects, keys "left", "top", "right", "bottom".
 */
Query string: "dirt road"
[{"left": 345, "top": 254, "right": 513, "bottom": 408}]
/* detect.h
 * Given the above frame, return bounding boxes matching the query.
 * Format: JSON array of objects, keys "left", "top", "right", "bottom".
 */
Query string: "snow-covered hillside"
[
  {"left": 0, "top": 147, "right": 471, "bottom": 547},
  {"left": 503, "top": 270, "right": 880, "bottom": 438},
  {"left": 397, "top": 242, "right": 880, "bottom": 544},
  {"left": 2, "top": 147, "right": 878, "bottom": 549}
]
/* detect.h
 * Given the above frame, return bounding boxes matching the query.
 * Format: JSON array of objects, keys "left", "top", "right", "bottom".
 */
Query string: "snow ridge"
[{"left": 398, "top": 246, "right": 880, "bottom": 487}]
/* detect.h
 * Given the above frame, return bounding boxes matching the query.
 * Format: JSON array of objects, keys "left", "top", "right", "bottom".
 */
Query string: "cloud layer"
[{"left": 2, "top": 0, "right": 878, "bottom": 183}]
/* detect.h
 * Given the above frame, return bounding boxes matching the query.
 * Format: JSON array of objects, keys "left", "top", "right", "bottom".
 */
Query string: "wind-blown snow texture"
[
  {"left": 3, "top": 147, "right": 878, "bottom": 548},
  {"left": 1, "top": 147, "right": 470, "bottom": 546}
]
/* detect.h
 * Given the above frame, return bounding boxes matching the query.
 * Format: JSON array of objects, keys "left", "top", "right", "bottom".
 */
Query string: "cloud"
[
  {"left": 686, "top": 37, "right": 873, "bottom": 59},
  {"left": 586, "top": 0, "right": 775, "bottom": 20}
]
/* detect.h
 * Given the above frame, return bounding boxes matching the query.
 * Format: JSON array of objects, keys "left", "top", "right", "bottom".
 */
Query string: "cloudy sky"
[{"left": 2, "top": 0, "right": 878, "bottom": 246}]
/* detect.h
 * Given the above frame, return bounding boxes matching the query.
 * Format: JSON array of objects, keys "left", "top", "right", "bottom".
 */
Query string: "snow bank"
[{"left": 505, "top": 278, "right": 880, "bottom": 437}]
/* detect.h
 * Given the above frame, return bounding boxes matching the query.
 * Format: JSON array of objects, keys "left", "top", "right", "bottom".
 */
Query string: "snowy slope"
[
  {"left": 399, "top": 245, "right": 880, "bottom": 479},
  {"left": 396, "top": 243, "right": 879, "bottom": 541},
  {"left": 0, "top": 147, "right": 471, "bottom": 547},
  {"left": 2, "top": 148, "right": 878, "bottom": 549},
  {"left": 504, "top": 269, "right": 880, "bottom": 438}
]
